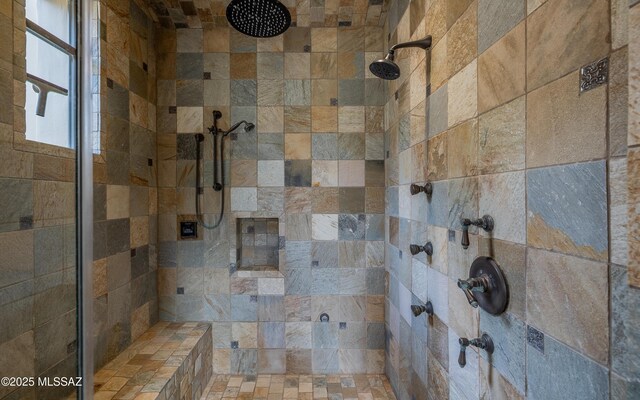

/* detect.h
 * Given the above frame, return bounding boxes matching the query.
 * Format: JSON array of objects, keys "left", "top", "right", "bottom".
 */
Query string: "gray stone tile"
[
  {"left": 527, "top": 161, "right": 607, "bottom": 261},
  {"left": 311, "top": 241, "right": 339, "bottom": 268},
  {"left": 480, "top": 312, "right": 526, "bottom": 393},
  {"left": 258, "top": 322, "right": 285, "bottom": 348},
  {"left": 231, "top": 80, "right": 257, "bottom": 106},
  {"left": 258, "top": 133, "right": 284, "bottom": 160},
  {"left": 286, "top": 241, "right": 312, "bottom": 268},
  {"left": 231, "top": 132, "right": 258, "bottom": 160},
  {"left": 313, "top": 323, "right": 339, "bottom": 348},
  {"left": 478, "top": 0, "right": 525, "bottom": 53},
  {"left": 285, "top": 268, "right": 311, "bottom": 295},
  {"left": 447, "top": 177, "right": 478, "bottom": 230},
  {"left": 204, "top": 294, "right": 231, "bottom": 321},
  {"left": 339, "top": 187, "right": 365, "bottom": 213},
  {"left": 176, "top": 134, "right": 197, "bottom": 160},
  {"left": 365, "top": 214, "right": 384, "bottom": 240},
  {"left": 231, "top": 295, "right": 258, "bottom": 321},
  {"left": 176, "top": 53, "right": 204, "bottom": 80},
  {"left": 338, "top": 322, "right": 366, "bottom": 349},
  {"left": 338, "top": 80, "right": 365, "bottom": 106},
  {"left": 526, "top": 333, "right": 608, "bottom": 400},
  {"left": 367, "top": 322, "right": 385, "bottom": 349},
  {"left": 285, "top": 80, "right": 311, "bottom": 106},
  {"left": 366, "top": 268, "right": 385, "bottom": 295},
  {"left": 107, "top": 81, "right": 130, "bottom": 120},
  {"left": 338, "top": 133, "right": 365, "bottom": 159},
  {"left": 365, "top": 78, "right": 387, "bottom": 106},
  {"left": 611, "top": 264, "right": 640, "bottom": 381},
  {"left": 311, "top": 269, "right": 339, "bottom": 295},
  {"left": 176, "top": 80, "right": 203, "bottom": 106},
  {"left": 258, "top": 295, "right": 284, "bottom": 322},
  {"left": 231, "top": 349, "right": 257, "bottom": 374},
  {"left": 428, "top": 84, "right": 448, "bottom": 138},
  {"left": 106, "top": 219, "right": 130, "bottom": 256},
  {"left": 285, "top": 160, "right": 312, "bottom": 187},
  {"left": 338, "top": 214, "right": 366, "bottom": 240},
  {"left": 0, "top": 178, "right": 32, "bottom": 230},
  {"left": 339, "top": 269, "right": 366, "bottom": 295},
  {"left": 0, "top": 296, "right": 33, "bottom": 344},
  {"left": 34, "top": 226, "right": 64, "bottom": 277},
  {"left": 425, "top": 181, "right": 447, "bottom": 227},
  {"left": 107, "top": 251, "right": 131, "bottom": 291},
  {"left": 312, "top": 349, "right": 339, "bottom": 373},
  {"left": 312, "top": 134, "right": 338, "bottom": 160}
]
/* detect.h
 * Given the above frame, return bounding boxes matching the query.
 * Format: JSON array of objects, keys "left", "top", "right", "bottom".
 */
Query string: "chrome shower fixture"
[{"left": 369, "top": 36, "right": 432, "bottom": 80}]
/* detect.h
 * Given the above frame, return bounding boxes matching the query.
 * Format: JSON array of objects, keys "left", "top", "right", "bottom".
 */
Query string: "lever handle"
[
  {"left": 461, "top": 225, "right": 470, "bottom": 249},
  {"left": 458, "top": 284, "right": 479, "bottom": 308},
  {"left": 458, "top": 338, "right": 469, "bottom": 367},
  {"left": 458, "top": 334, "right": 494, "bottom": 368},
  {"left": 460, "top": 215, "right": 494, "bottom": 249}
]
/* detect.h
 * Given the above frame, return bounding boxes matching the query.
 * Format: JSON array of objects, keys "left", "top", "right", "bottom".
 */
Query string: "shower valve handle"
[
  {"left": 460, "top": 215, "right": 494, "bottom": 249},
  {"left": 458, "top": 334, "right": 494, "bottom": 368},
  {"left": 457, "top": 275, "right": 490, "bottom": 308}
]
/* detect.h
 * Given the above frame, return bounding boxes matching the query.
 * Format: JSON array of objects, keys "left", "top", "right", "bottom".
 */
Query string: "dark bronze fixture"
[
  {"left": 410, "top": 181, "right": 433, "bottom": 197},
  {"left": 410, "top": 301, "right": 433, "bottom": 317},
  {"left": 369, "top": 36, "right": 432, "bottom": 80},
  {"left": 457, "top": 256, "right": 508, "bottom": 315},
  {"left": 460, "top": 215, "right": 494, "bottom": 249},
  {"left": 409, "top": 241, "right": 433, "bottom": 256},
  {"left": 458, "top": 333, "right": 494, "bottom": 368}
]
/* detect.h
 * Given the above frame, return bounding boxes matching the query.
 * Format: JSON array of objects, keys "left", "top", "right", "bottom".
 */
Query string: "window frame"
[{"left": 25, "top": 0, "right": 77, "bottom": 150}]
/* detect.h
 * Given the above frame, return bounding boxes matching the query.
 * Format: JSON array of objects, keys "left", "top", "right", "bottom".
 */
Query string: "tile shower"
[{"left": 0, "top": 0, "right": 638, "bottom": 400}]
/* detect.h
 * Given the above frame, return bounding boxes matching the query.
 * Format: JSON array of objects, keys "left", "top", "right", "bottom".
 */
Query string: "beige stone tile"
[
  {"left": 479, "top": 358, "right": 523, "bottom": 400},
  {"left": 311, "top": 53, "right": 338, "bottom": 79},
  {"left": 446, "top": 1, "right": 477, "bottom": 77},
  {"left": 130, "top": 216, "right": 149, "bottom": 248},
  {"left": 425, "top": 0, "right": 447, "bottom": 46},
  {"left": 629, "top": 148, "right": 640, "bottom": 287},
  {"left": 312, "top": 187, "right": 339, "bottom": 212},
  {"left": 447, "top": 59, "right": 477, "bottom": 127},
  {"left": 312, "top": 28, "right": 338, "bottom": 52},
  {"left": 527, "top": 0, "right": 546, "bottom": 15},
  {"left": 478, "top": 96, "right": 526, "bottom": 174},
  {"left": 478, "top": 22, "right": 525, "bottom": 114},
  {"left": 611, "top": 0, "right": 628, "bottom": 50},
  {"left": 630, "top": 4, "right": 640, "bottom": 147},
  {"left": 526, "top": 71, "right": 606, "bottom": 168},
  {"left": 446, "top": 118, "right": 478, "bottom": 178},
  {"left": 526, "top": 0, "right": 610, "bottom": 90},
  {"left": 284, "top": 53, "right": 311, "bottom": 79},
  {"left": 258, "top": 107, "right": 284, "bottom": 133},
  {"left": 338, "top": 160, "right": 365, "bottom": 186},
  {"left": 232, "top": 322, "right": 258, "bottom": 348},
  {"left": 427, "top": 133, "right": 447, "bottom": 181},
  {"left": 106, "top": 185, "right": 130, "bottom": 220},
  {"left": 338, "top": 106, "right": 365, "bottom": 133},
  {"left": 177, "top": 107, "right": 203, "bottom": 133},
  {"left": 478, "top": 171, "right": 526, "bottom": 244},
  {"left": 0, "top": 148, "right": 32, "bottom": 179},
  {"left": 204, "top": 27, "right": 230, "bottom": 52},
  {"left": 429, "top": 36, "right": 448, "bottom": 92},
  {"left": 230, "top": 160, "right": 257, "bottom": 187},
  {"left": 311, "top": 106, "right": 338, "bottom": 132},
  {"left": 527, "top": 248, "right": 608, "bottom": 363},
  {"left": 312, "top": 161, "right": 338, "bottom": 187},
  {"left": 312, "top": 79, "right": 338, "bottom": 106},
  {"left": 448, "top": 278, "right": 479, "bottom": 339},
  {"left": 609, "top": 48, "right": 628, "bottom": 157},
  {"left": 285, "top": 134, "right": 312, "bottom": 160}
]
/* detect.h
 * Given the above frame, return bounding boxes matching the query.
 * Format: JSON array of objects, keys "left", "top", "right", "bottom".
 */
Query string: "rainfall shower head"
[
  {"left": 224, "top": 120, "right": 255, "bottom": 136},
  {"left": 369, "top": 36, "right": 432, "bottom": 80},
  {"left": 226, "top": 0, "right": 291, "bottom": 38}
]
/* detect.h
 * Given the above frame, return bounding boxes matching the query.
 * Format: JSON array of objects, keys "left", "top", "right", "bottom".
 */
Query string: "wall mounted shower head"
[
  {"left": 224, "top": 120, "right": 255, "bottom": 136},
  {"left": 369, "top": 36, "right": 432, "bottom": 80}
]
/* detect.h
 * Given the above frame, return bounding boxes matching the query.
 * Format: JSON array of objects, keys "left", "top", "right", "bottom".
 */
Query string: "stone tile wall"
[
  {"left": 155, "top": 24, "right": 388, "bottom": 374},
  {"left": 91, "top": 0, "right": 160, "bottom": 370},
  {"left": 0, "top": 2, "right": 78, "bottom": 399},
  {"left": 383, "top": 0, "right": 639, "bottom": 399}
]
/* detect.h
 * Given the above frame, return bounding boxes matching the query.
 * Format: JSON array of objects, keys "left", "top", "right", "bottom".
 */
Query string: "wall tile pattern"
[{"left": 383, "top": 0, "right": 639, "bottom": 399}]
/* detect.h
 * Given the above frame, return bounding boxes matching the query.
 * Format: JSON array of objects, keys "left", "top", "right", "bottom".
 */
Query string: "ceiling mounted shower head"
[
  {"left": 369, "top": 36, "right": 433, "bottom": 80},
  {"left": 226, "top": 0, "right": 291, "bottom": 38}
]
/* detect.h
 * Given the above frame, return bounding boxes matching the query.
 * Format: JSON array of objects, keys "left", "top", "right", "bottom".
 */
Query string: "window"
[{"left": 25, "top": 0, "right": 76, "bottom": 149}]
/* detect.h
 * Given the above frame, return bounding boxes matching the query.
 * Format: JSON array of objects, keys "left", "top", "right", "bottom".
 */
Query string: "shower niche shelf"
[{"left": 236, "top": 217, "right": 280, "bottom": 271}]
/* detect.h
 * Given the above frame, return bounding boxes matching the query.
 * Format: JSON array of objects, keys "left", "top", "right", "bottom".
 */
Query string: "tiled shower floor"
[{"left": 201, "top": 374, "right": 397, "bottom": 400}]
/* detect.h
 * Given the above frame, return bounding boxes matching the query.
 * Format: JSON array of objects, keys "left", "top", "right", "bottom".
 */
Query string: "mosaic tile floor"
[{"left": 200, "top": 374, "right": 397, "bottom": 400}]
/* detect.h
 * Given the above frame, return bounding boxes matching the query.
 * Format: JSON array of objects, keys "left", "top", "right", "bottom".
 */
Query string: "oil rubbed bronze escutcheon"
[{"left": 457, "top": 256, "right": 508, "bottom": 315}]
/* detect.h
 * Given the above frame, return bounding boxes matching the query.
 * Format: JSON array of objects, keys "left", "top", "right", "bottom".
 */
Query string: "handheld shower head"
[{"left": 369, "top": 36, "right": 432, "bottom": 80}]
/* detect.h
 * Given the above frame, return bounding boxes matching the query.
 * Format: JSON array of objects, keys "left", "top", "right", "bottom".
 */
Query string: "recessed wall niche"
[{"left": 236, "top": 218, "right": 280, "bottom": 270}]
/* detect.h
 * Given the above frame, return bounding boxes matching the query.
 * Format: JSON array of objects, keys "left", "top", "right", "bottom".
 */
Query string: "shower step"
[{"left": 93, "top": 321, "right": 212, "bottom": 400}]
